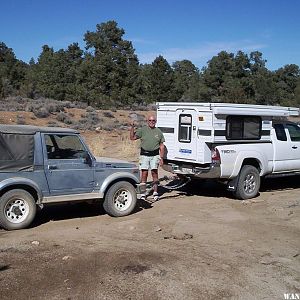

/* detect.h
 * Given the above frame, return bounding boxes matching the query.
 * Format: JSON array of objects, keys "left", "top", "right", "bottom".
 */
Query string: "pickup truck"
[
  {"left": 157, "top": 102, "right": 300, "bottom": 199},
  {"left": 0, "top": 125, "right": 140, "bottom": 230},
  {"left": 213, "top": 120, "right": 300, "bottom": 199}
]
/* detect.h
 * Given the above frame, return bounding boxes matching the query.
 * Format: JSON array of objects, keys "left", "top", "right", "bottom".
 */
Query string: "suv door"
[{"left": 43, "top": 133, "right": 94, "bottom": 195}]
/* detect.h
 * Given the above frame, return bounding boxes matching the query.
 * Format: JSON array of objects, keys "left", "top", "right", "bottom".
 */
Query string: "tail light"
[{"left": 211, "top": 148, "right": 221, "bottom": 163}]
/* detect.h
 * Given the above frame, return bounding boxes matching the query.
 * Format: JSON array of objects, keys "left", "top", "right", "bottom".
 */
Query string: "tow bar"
[{"left": 136, "top": 175, "right": 191, "bottom": 196}]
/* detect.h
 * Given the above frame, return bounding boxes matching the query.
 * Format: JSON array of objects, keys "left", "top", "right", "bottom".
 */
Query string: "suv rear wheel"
[
  {"left": 0, "top": 189, "right": 37, "bottom": 230},
  {"left": 103, "top": 181, "right": 137, "bottom": 217}
]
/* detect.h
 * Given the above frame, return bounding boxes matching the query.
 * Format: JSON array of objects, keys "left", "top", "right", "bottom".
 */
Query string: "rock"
[
  {"left": 31, "top": 241, "right": 40, "bottom": 245},
  {"left": 154, "top": 226, "right": 162, "bottom": 232},
  {"left": 129, "top": 113, "right": 137, "bottom": 119},
  {"left": 62, "top": 256, "right": 71, "bottom": 261}
]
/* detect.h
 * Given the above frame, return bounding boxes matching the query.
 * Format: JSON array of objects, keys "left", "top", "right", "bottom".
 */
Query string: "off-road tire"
[
  {"left": 0, "top": 189, "right": 37, "bottom": 230},
  {"left": 234, "top": 165, "right": 260, "bottom": 200},
  {"left": 103, "top": 181, "right": 137, "bottom": 217}
]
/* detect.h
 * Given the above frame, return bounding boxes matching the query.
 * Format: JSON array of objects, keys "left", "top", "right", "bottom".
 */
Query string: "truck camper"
[{"left": 157, "top": 102, "right": 300, "bottom": 199}]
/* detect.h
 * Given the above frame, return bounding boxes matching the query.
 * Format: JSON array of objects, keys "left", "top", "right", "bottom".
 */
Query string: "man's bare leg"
[
  {"left": 151, "top": 169, "right": 158, "bottom": 193},
  {"left": 141, "top": 170, "right": 148, "bottom": 184},
  {"left": 140, "top": 170, "right": 148, "bottom": 199}
]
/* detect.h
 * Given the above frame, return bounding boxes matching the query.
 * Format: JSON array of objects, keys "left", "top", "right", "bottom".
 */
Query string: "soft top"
[
  {"left": 0, "top": 124, "right": 78, "bottom": 135},
  {"left": 0, "top": 125, "right": 78, "bottom": 172}
]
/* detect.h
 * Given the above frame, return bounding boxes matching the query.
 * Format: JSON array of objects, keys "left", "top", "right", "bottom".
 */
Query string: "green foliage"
[
  {"left": 173, "top": 60, "right": 200, "bottom": 101},
  {"left": 294, "top": 79, "right": 300, "bottom": 105},
  {"left": 0, "top": 21, "right": 299, "bottom": 107},
  {"left": 148, "top": 55, "right": 175, "bottom": 102},
  {"left": 84, "top": 20, "right": 139, "bottom": 107},
  {"left": 0, "top": 42, "right": 27, "bottom": 98}
]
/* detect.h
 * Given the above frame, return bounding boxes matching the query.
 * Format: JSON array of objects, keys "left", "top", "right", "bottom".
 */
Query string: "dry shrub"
[
  {"left": 47, "top": 121, "right": 58, "bottom": 127},
  {"left": 73, "top": 101, "right": 87, "bottom": 109},
  {"left": 103, "top": 111, "right": 115, "bottom": 118},
  {"left": 86, "top": 133, "right": 139, "bottom": 160},
  {"left": 86, "top": 106, "right": 95, "bottom": 112},
  {"left": 0, "top": 97, "right": 87, "bottom": 113},
  {"left": 86, "top": 111, "right": 100, "bottom": 124},
  {"left": 100, "top": 124, "right": 115, "bottom": 131},
  {"left": 87, "top": 135, "right": 107, "bottom": 157},
  {"left": 118, "top": 136, "right": 139, "bottom": 159},
  {"left": 56, "top": 112, "right": 72, "bottom": 124},
  {"left": 16, "top": 114, "right": 26, "bottom": 125},
  {"left": 34, "top": 107, "right": 50, "bottom": 118}
]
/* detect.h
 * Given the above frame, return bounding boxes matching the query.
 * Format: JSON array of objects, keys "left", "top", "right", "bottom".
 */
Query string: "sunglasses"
[{"left": 148, "top": 120, "right": 156, "bottom": 122}]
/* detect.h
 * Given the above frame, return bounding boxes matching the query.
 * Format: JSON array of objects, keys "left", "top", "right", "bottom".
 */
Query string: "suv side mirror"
[{"left": 82, "top": 151, "right": 92, "bottom": 165}]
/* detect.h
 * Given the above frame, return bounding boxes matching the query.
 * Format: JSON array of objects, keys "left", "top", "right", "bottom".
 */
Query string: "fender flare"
[
  {"left": 0, "top": 177, "right": 43, "bottom": 203},
  {"left": 99, "top": 172, "right": 140, "bottom": 197},
  {"left": 230, "top": 151, "right": 268, "bottom": 178}
]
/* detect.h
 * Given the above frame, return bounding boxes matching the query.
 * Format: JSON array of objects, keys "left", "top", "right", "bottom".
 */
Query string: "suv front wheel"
[
  {"left": 103, "top": 181, "right": 137, "bottom": 217},
  {"left": 0, "top": 189, "right": 37, "bottom": 230}
]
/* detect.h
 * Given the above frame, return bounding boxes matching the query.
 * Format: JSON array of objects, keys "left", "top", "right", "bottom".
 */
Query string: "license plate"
[{"left": 181, "top": 167, "right": 192, "bottom": 173}]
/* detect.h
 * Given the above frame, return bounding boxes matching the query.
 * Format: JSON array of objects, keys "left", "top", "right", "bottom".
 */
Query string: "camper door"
[{"left": 175, "top": 110, "right": 197, "bottom": 161}]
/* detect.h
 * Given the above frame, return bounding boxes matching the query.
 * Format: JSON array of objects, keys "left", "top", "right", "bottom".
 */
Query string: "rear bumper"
[{"left": 162, "top": 161, "right": 221, "bottom": 179}]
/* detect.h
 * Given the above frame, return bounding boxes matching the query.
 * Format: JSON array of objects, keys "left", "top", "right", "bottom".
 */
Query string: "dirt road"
[{"left": 0, "top": 175, "right": 299, "bottom": 300}]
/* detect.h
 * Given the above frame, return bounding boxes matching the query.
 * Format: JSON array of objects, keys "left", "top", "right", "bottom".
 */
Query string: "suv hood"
[{"left": 95, "top": 156, "right": 137, "bottom": 169}]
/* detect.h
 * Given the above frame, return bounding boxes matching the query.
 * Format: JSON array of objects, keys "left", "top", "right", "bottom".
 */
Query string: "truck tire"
[
  {"left": 234, "top": 165, "right": 260, "bottom": 200},
  {"left": 0, "top": 189, "right": 37, "bottom": 230},
  {"left": 103, "top": 181, "right": 137, "bottom": 217}
]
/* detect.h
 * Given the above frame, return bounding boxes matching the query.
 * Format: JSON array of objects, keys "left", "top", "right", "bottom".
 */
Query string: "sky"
[{"left": 0, "top": 0, "right": 299, "bottom": 70}]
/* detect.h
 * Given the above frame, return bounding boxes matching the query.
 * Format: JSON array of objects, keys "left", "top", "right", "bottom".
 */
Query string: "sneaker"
[
  {"left": 140, "top": 194, "right": 146, "bottom": 201},
  {"left": 153, "top": 192, "right": 159, "bottom": 201}
]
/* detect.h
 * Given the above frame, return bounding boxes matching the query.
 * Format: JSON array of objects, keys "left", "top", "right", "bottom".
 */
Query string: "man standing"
[{"left": 130, "top": 115, "right": 165, "bottom": 201}]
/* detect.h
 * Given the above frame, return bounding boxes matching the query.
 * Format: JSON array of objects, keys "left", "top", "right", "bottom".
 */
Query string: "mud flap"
[
  {"left": 227, "top": 176, "right": 239, "bottom": 192},
  {"left": 136, "top": 183, "right": 147, "bottom": 194}
]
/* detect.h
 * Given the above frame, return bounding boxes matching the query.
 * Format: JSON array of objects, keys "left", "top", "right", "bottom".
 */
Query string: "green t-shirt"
[{"left": 136, "top": 126, "right": 165, "bottom": 151}]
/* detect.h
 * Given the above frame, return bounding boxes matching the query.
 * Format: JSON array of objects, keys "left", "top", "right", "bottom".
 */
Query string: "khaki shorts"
[{"left": 139, "top": 155, "right": 160, "bottom": 170}]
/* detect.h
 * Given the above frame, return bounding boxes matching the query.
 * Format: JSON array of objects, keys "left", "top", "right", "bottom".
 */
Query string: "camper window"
[
  {"left": 178, "top": 114, "right": 192, "bottom": 143},
  {"left": 226, "top": 116, "right": 261, "bottom": 140}
]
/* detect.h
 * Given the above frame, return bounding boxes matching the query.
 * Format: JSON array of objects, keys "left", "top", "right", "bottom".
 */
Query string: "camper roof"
[{"left": 156, "top": 102, "right": 300, "bottom": 117}]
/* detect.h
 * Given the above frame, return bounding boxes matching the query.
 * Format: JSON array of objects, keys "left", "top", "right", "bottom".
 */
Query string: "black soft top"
[
  {"left": 0, "top": 124, "right": 78, "bottom": 135},
  {"left": 0, "top": 125, "right": 78, "bottom": 172}
]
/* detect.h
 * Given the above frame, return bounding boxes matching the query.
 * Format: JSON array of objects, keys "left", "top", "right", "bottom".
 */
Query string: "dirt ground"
[
  {"left": 0, "top": 109, "right": 300, "bottom": 299},
  {"left": 0, "top": 171, "right": 299, "bottom": 299}
]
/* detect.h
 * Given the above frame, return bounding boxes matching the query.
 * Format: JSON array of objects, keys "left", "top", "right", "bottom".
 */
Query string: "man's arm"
[
  {"left": 130, "top": 122, "right": 139, "bottom": 140},
  {"left": 159, "top": 142, "right": 165, "bottom": 166}
]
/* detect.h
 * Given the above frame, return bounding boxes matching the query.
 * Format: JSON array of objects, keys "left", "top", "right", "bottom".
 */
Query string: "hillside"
[{"left": 0, "top": 98, "right": 152, "bottom": 161}]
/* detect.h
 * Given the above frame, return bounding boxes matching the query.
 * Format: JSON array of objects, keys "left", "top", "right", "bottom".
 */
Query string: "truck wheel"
[
  {"left": 0, "top": 189, "right": 37, "bottom": 230},
  {"left": 103, "top": 181, "right": 137, "bottom": 217},
  {"left": 234, "top": 165, "right": 260, "bottom": 200}
]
